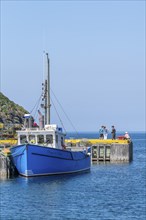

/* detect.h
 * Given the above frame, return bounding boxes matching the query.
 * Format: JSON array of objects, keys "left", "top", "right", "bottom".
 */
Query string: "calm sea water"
[{"left": 0, "top": 132, "right": 146, "bottom": 220}]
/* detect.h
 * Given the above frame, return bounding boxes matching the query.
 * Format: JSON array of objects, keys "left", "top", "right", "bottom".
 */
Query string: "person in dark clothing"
[{"left": 111, "top": 125, "right": 116, "bottom": 139}]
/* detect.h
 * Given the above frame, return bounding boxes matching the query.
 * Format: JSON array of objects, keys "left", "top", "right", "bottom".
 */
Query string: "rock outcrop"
[{"left": 0, "top": 92, "right": 29, "bottom": 137}]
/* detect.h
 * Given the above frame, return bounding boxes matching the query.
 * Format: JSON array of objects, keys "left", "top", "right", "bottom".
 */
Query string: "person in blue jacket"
[{"left": 99, "top": 126, "right": 104, "bottom": 139}]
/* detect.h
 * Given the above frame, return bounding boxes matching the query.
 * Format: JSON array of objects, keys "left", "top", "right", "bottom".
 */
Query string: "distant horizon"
[{"left": 0, "top": 91, "right": 145, "bottom": 133}]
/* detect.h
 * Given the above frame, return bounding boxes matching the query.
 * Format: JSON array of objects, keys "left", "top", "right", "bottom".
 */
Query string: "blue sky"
[{"left": 1, "top": 0, "right": 145, "bottom": 132}]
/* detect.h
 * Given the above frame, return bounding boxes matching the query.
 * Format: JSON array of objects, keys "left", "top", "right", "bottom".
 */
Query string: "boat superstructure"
[{"left": 17, "top": 124, "right": 65, "bottom": 150}]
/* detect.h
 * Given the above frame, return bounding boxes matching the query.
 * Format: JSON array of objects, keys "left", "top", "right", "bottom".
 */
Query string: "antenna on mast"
[{"left": 44, "top": 52, "right": 51, "bottom": 125}]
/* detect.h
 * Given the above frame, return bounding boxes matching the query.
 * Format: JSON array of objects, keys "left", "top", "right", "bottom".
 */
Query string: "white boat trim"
[{"left": 20, "top": 167, "right": 91, "bottom": 177}]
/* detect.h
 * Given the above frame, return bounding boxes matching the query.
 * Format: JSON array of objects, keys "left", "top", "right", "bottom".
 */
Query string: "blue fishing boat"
[{"left": 10, "top": 54, "right": 91, "bottom": 177}]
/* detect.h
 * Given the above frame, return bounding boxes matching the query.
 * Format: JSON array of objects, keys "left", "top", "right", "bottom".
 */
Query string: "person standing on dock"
[
  {"left": 103, "top": 126, "right": 108, "bottom": 139},
  {"left": 124, "top": 132, "right": 131, "bottom": 141},
  {"left": 99, "top": 126, "right": 104, "bottom": 139},
  {"left": 111, "top": 125, "right": 116, "bottom": 139}
]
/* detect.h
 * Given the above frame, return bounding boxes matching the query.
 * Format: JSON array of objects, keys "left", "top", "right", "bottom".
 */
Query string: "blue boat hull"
[{"left": 10, "top": 144, "right": 91, "bottom": 177}]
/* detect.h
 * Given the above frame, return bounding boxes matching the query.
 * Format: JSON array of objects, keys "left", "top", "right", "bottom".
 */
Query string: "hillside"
[{"left": 0, "top": 92, "right": 29, "bottom": 137}]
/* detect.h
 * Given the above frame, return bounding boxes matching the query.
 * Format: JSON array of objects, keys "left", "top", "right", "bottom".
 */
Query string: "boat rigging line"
[
  {"left": 50, "top": 88, "right": 79, "bottom": 138},
  {"left": 27, "top": 86, "right": 79, "bottom": 138},
  {"left": 50, "top": 97, "right": 67, "bottom": 134},
  {"left": 29, "top": 94, "right": 43, "bottom": 123}
]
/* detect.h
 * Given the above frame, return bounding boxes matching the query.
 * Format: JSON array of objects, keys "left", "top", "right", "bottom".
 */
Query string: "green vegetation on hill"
[{"left": 0, "top": 92, "right": 29, "bottom": 138}]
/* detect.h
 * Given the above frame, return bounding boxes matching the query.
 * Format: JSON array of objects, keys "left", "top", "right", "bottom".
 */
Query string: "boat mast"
[{"left": 45, "top": 53, "right": 51, "bottom": 125}]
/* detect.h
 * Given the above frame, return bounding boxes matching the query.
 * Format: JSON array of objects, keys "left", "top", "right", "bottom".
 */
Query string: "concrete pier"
[
  {"left": 92, "top": 142, "right": 133, "bottom": 162},
  {"left": 65, "top": 139, "right": 133, "bottom": 163},
  {"left": 0, "top": 151, "right": 18, "bottom": 179}
]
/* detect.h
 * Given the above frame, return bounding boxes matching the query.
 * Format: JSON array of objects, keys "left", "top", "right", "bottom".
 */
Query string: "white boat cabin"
[{"left": 17, "top": 124, "right": 66, "bottom": 150}]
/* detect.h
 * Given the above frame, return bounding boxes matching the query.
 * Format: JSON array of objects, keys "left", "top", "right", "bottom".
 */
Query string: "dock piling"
[{"left": 0, "top": 152, "right": 18, "bottom": 179}]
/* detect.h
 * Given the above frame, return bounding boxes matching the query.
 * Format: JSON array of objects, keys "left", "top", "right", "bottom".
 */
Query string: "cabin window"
[
  {"left": 20, "top": 135, "right": 27, "bottom": 144},
  {"left": 56, "top": 135, "right": 58, "bottom": 143},
  {"left": 29, "top": 135, "right": 36, "bottom": 144},
  {"left": 37, "top": 135, "right": 44, "bottom": 144},
  {"left": 46, "top": 135, "right": 53, "bottom": 144}
]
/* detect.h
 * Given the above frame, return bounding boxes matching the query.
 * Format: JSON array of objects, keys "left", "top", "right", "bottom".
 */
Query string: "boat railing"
[{"left": 21, "top": 127, "right": 45, "bottom": 132}]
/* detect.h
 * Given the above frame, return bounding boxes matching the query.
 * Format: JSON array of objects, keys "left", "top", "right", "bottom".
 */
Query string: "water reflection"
[{"left": 15, "top": 169, "right": 91, "bottom": 186}]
